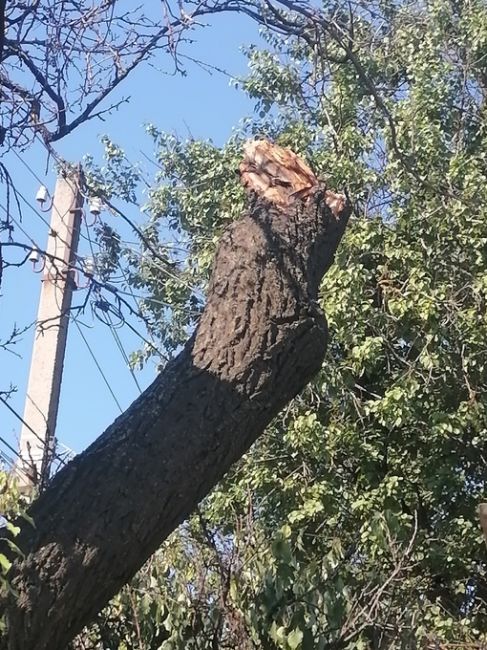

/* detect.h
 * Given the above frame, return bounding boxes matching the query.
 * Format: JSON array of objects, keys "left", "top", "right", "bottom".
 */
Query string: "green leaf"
[
  {"left": 287, "top": 627, "right": 303, "bottom": 649},
  {"left": 0, "top": 554, "right": 11, "bottom": 574}
]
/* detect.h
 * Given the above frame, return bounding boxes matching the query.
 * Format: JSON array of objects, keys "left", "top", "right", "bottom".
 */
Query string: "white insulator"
[
  {"left": 29, "top": 247, "right": 40, "bottom": 264},
  {"left": 88, "top": 197, "right": 102, "bottom": 215},
  {"left": 83, "top": 256, "right": 95, "bottom": 276},
  {"left": 35, "top": 185, "right": 49, "bottom": 205}
]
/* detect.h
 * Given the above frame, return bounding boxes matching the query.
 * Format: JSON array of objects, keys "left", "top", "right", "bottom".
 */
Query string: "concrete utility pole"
[{"left": 17, "top": 169, "right": 84, "bottom": 490}]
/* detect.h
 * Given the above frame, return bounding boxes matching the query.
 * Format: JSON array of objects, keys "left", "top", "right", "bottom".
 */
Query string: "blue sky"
[{"left": 0, "top": 13, "right": 259, "bottom": 468}]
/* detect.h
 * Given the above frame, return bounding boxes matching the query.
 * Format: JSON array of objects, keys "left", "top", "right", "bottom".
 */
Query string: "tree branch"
[
  {"left": 0, "top": 163, "right": 350, "bottom": 649},
  {"left": 0, "top": 0, "right": 6, "bottom": 63}
]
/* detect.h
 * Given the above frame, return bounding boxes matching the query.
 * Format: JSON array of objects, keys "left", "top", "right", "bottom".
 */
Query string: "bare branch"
[
  {"left": 0, "top": 0, "right": 6, "bottom": 64},
  {"left": 1, "top": 1, "right": 241, "bottom": 148}
]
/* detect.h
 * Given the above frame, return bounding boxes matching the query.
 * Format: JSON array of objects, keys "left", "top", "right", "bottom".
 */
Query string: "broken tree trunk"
[{"left": 0, "top": 143, "right": 350, "bottom": 650}]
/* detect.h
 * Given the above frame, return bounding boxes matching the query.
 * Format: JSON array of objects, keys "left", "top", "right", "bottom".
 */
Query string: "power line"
[
  {"left": 13, "top": 187, "right": 76, "bottom": 253},
  {"left": 0, "top": 394, "right": 67, "bottom": 467},
  {"left": 106, "top": 312, "right": 143, "bottom": 394},
  {"left": 0, "top": 428, "right": 23, "bottom": 462},
  {"left": 3, "top": 198, "right": 165, "bottom": 358},
  {"left": 0, "top": 400, "right": 50, "bottom": 482},
  {"left": 0, "top": 202, "right": 42, "bottom": 249},
  {"left": 5, "top": 152, "right": 83, "bottom": 253},
  {"left": 31, "top": 137, "right": 198, "bottom": 294},
  {"left": 116, "top": 260, "right": 141, "bottom": 312},
  {"left": 0, "top": 448, "right": 17, "bottom": 468},
  {"left": 2, "top": 160, "right": 145, "bottom": 482},
  {"left": 114, "top": 260, "right": 179, "bottom": 351},
  {"left": 0, "top": 449, "right": 31, "bottom": 482},
  {"left": 11, "top": 147, "right": 48, "bottom": 188},
  {"left": 72, "top": 318, "right": 124, "bottom": 413},
  {"left": 0, "top": 395, "right": 42, "bottom": 452},
  {"left": 7, "top": 143, "right": 169, "bottom": 368},
  {"left": 3, "top": 189, "right": 170, "bottom": 357},
  {"left": 15, "top": 146, "right": 105, "bottom": 252},
  {"left": 81, "top": 207, "right": 143, "bottom": 393}
]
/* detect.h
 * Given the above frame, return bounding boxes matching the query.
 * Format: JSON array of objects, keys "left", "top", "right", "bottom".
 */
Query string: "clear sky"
[{"left": 0, "top": 13, "right": 259, "bottom": 472}]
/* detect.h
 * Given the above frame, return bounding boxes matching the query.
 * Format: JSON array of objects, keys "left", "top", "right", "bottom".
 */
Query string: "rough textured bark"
[{"left": 0, "top": 187, "right": 350, "bottom": 650}]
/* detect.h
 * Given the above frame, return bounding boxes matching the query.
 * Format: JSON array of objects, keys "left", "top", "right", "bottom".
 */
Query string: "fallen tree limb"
[{"left": 0, "top": 143, "right": 350, "bottom": 650}]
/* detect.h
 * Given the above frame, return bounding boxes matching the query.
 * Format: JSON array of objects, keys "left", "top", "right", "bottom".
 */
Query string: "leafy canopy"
[{"left": 80, "top": 0, "right": 487, "bottom": 647}]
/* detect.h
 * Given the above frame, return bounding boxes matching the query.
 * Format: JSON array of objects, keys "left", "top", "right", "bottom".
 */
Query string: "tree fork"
[{"left": 0, "top": 173, "right": 350, "bottom": 649}]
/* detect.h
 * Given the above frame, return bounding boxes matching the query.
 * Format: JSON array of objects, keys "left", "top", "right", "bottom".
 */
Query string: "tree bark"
[
  {"left": 0, "top": 0, "right": 6, "bottom": 65},
  {"left": 0, "top": 187, "right": 350, "bottom": 650}
]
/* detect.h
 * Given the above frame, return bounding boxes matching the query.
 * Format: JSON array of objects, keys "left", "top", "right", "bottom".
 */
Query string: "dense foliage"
[
  {"left": 78, "top": 0, "right": 487, "bottom": 647},
  {"left": 0, "top": 474, "right": 31, "bottom": 632}
]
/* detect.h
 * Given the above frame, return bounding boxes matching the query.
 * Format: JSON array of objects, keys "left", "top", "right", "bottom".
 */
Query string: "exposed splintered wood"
[
  {"left": 239, "top": 139, "right": 347, "bottom": 216},
  {"left": 0, "top": 142, "right": 351, "bottom": 650}
]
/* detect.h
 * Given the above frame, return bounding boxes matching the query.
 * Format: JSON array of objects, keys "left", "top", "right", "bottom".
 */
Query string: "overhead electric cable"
[{"left": 72, "top": 318, "right": 124, "bottom": 412}]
